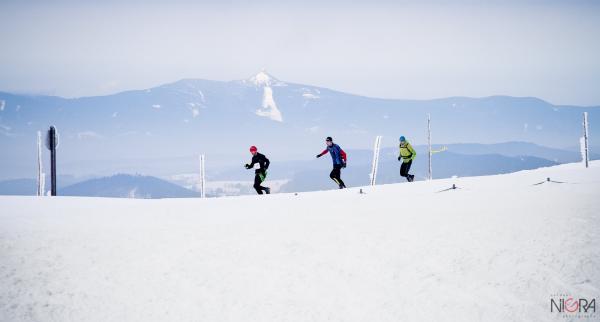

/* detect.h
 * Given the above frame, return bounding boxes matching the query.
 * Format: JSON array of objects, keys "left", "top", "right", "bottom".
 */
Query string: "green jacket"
[{"left": 399, "top": 141, "right": 416, "bottom": 163}]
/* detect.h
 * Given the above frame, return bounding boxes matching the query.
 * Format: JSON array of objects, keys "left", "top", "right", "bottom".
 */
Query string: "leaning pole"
[{"left": 370, "top": 136, "right": 382, "bottom": 186}]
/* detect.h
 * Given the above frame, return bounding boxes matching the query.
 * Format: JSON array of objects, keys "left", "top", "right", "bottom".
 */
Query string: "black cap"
[{"left": 326, "top": 136, "right": 333, "bottom": 142}]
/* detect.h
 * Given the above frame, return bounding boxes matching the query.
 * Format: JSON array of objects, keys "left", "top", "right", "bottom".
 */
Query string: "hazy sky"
[{"left": 1, "top": 0, "right": 599, "bottom": 105}]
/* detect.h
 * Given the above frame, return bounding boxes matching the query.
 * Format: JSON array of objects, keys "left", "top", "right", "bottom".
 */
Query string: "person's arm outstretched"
[
  {"left": 245, "top": 156, "right": 256, "bottom": 169},
  {"left": 316, "top": 149, "right": 328, "bottom": 158}
]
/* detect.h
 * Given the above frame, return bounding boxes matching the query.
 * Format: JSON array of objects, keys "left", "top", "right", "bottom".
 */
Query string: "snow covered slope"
[{"left": 1, "top": 162, "right": 599, "bottom": 322}]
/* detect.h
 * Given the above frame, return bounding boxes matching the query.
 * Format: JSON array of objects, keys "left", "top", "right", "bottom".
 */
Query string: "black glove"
[
  {"left": 398, "top": 156, "right": 401, "bottom": 161},
  {"left": 245, "top": 164, "right": 251, "bottom": 169},
  {"left": 342, "top": 162, "right": 347, "bottom": 168},
  {"left": 316, "top": 154, "right": 321, "bottom": 158}
]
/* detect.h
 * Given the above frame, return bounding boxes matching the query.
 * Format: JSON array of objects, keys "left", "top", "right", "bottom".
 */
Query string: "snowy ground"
[{"left": 1, "top": 162, "right": 599, "bottom": 322}]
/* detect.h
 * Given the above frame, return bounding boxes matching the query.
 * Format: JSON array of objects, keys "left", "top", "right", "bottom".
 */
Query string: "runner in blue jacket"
[{"left": 316, "top": 136, "right": 347, "bottom": 189}]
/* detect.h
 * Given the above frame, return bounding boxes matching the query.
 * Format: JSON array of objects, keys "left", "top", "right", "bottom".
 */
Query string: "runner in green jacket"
[{"left": 398, "top": 136, "right": 416, "bottom": 182}]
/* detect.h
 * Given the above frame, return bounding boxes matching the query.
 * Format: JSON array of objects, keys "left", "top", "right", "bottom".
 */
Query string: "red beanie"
[{"left": 249, "top": 146, "right": 257, "bottom": 152}]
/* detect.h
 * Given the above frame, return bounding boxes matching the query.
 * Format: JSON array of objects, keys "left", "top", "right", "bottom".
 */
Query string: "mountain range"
[{"left": 0, "top": 71, "right": 598, "bottom": 195}]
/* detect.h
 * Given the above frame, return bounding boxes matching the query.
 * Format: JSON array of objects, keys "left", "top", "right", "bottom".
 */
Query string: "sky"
[{"left": 1, "top": 0, "right": 599, "bottom": 106}]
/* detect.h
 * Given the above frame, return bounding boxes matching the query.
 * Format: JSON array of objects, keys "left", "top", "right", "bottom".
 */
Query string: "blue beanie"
[{"left": 399, "top": 136, "right": 406, "bottom": 142}]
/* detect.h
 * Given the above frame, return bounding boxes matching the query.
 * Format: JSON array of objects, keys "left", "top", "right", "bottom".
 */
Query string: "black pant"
[
  {"left": 400, "top": 160, "right": 412, "bottom": 178},
  {"left": 330, "top": 164, "right": 346, "bottom": 188},
  {"left": 253, "top": 172, "right": 268, "bottom": 194}
]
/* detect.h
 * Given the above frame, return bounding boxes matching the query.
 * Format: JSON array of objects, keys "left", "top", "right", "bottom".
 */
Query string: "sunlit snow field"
[{"left": 1, "top": 162, "right": 599, "bottom": 322}]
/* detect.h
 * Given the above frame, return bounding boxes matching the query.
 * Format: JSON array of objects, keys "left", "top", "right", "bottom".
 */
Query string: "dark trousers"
[
  {"left": 330, "top": 164, "right": 346, "bottom": 188},
  {"left": 253, "top": 172, "right": 268, "bottom": 194},
  {"left": 400, "top": 160, "right": 412, "bottom": 178}
]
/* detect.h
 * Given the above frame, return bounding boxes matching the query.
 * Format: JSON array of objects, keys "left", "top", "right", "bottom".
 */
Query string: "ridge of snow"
[
  {"left": 302, "top": 93, "right": 319, "bottom": 99},
  {"left": 255, "top": 86, "right": 283, "bottom": 122},
  {"left": 299, "top": 88, "right": 320, "bottom": 107},
  {"left": 197, "top": 90, "right": 206, "bottom": 103},
  {"left": 301, "top": 88, "right": 320, "bottom": 100}
]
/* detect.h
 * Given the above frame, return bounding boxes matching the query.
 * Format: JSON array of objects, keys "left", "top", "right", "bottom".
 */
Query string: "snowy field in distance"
[
  {"left": 1, "top": 162, "right": 599, "bottom": 322},
  {"left": 166, "top": 173, "right": 289, "bottom": 196}
]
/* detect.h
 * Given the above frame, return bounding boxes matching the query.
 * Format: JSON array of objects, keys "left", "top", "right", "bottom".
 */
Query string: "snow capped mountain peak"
[
  {"left": 245, "top": 70, "right": 285, "bottom": 87},
  {"left": 251, "top": 70, "right": 271, "bottom": 86}
]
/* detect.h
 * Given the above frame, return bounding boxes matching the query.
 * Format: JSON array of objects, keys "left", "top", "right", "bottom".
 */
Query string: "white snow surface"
[
  {"left": 1, "top": 162, "right": 599, "bottom": 322},
  {"left": 300, "top": 88, "right": 320, "bottom": 100},
  {"left": 302, "top": 93, "right": 319, "bottom": 99},
  {"left": 255, "top": 86, "right": 283, "bottom": 122}
]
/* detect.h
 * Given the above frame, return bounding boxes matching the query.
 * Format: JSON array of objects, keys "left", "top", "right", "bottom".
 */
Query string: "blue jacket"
[{"left": 319, "top": 144, "right": 347, "bottom": 165}]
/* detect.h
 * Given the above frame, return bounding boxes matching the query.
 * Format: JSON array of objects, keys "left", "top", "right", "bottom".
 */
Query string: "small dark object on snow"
[
  {"left": 437, "top": 183, "right": 460, "bottom": 193},
  {"left": 533, "top": 177, "right": 566, "bottom": 185}
]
